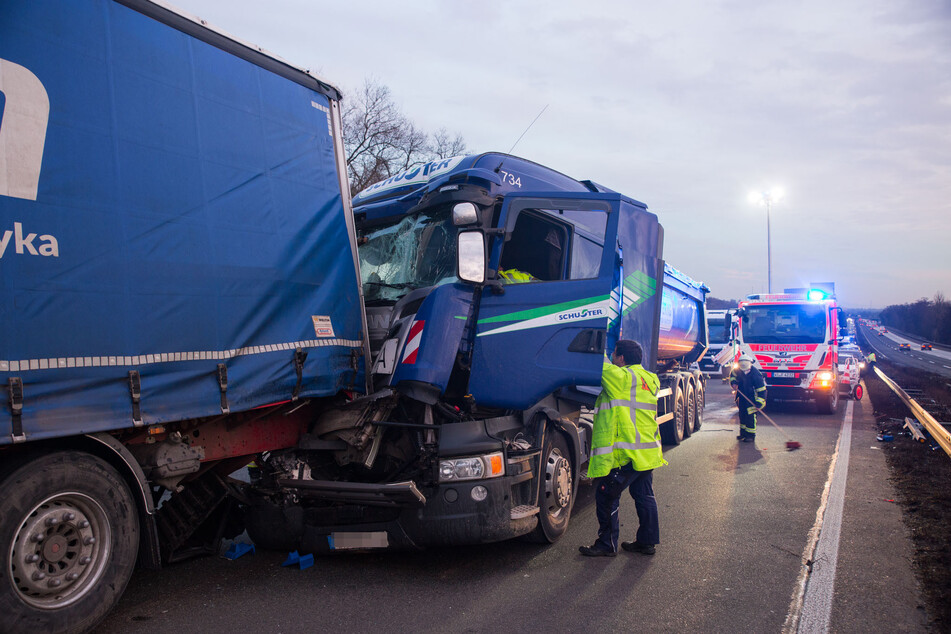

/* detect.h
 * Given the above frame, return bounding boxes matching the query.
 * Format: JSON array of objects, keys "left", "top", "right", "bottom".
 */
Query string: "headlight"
[
  {"left": 859, "top": 362, "right": 866, "bottom": 369},
  {"left": 818, "top": 371, "right": 833, "bottom": 381},
  {"left": 439, "top": 452, "right": 504, "bottom": 482}
]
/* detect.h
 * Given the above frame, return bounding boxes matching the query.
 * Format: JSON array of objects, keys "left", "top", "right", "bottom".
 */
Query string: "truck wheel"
[
  {"left": 684, "top": 382, "right": 696, "bottom": 438},
  {"left": 816, "top": 387, "right": 839, "bottom": 415},
  {"left": 0, "top": 452, "right": 139, "bottom": 634},
  {"left": 527, "top": 432, "right": 574, "bottom": 543},
  {"left": 660, "top": 383, "right": 685, "bottom": 445},
  {"left": 692, "top": 380, "right": 703, "bottom": 431},
  {"left": 853, "top": 384, "right": 863, "bottom": 401}
]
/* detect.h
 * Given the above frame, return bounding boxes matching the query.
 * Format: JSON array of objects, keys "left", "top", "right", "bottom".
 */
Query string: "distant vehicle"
[
  {"left": 837, "top": 354, "right": 864, "bottom": 400},
  {"left": 921, "top": 342, "right": 933, "bottom": 351},
  {"left": 899, "top": 343, "right": 911, "bottom": 351},
  {"left": 878, "top": 330, "right": 886, "bottom": 336},
  {"left": 699, "top": 308, "right": 733, "bottom": 377}
]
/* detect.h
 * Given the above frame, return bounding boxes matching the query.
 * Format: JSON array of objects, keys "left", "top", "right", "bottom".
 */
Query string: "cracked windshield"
[{"left": 359, "top": 209, "right": 457, "bottom": 303}]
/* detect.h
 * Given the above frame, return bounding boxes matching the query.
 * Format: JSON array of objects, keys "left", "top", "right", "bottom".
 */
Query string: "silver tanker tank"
[{"left": 657, "top": 264, "right": 709, "bottom": 364}]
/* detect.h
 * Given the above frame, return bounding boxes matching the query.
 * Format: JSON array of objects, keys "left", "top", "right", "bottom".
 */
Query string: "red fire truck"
[{"left": 729, "top": 290, "right": 843, "bottom": 414}]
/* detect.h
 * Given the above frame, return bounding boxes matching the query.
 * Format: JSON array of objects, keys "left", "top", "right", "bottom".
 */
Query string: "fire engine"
[{"left": 728, "top": 289, "right": 843, "bottom": 414}]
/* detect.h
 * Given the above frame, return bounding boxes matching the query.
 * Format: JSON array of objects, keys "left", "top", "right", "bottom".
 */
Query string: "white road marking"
[{"left": 785, "top": 400, "right": 853, "bottom": 633}]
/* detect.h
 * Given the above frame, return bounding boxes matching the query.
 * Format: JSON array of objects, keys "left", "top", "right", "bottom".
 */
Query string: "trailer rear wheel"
[
  {"left": 0, "top": 452, "right": 138, "bottom": 634},
  {"left": 527, "top": 432, "right": 574, "bottom": 543},
  {"left": 660, "top": 383, "right": 686, "bottom": 445},
  {"left": 684, "top": 382, "right": 696, "bottom": 438},
  {"left": 692, "top": 380, "right": 703, "bottom": 431}
]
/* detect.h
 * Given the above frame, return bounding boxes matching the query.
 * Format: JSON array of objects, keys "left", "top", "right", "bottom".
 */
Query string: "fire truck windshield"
[{"left": 742, "top": 304, "right": 827, "bottom": 344}]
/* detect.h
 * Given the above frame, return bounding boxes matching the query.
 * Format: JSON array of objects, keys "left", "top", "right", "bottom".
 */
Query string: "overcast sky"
[{"left": 173, "top": 0, "right": 950, "bottom": 309}]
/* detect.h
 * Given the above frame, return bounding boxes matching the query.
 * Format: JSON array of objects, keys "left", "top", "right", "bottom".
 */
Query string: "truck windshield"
[
  {"left": 358, "top": 208, "right": 457, "bottom": 302},
  {"left": 743, "top": 304, "right": 827, "bottom": 344},
  {"left": 708, "top": 318, "right": 729, "bottom": 344}
]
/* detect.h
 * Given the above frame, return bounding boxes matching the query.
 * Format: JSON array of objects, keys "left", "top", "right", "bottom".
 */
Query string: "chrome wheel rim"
[{"left": 544, "top": 447, "right": 572, "bottom": 518}]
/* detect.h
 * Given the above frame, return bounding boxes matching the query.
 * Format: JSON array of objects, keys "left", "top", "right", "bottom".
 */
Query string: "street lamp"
[{"left": 748, "top": 188, "right": 784, "bottom": 293}]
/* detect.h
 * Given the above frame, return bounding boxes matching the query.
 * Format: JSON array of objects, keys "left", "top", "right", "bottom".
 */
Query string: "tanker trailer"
[{"left": 653, "top": 264, "right": 710, "bottom": 444}]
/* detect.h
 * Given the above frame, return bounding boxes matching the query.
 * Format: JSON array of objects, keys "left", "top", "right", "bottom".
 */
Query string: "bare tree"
[
  {"left": 428, "top": 128, "right": 467, "bottom": 160},
  {"left": 343, "top": 78, "right": 467, "bottom": 194}
]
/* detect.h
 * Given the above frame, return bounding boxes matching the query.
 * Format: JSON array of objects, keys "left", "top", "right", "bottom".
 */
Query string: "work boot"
[
  {"left": 578, "top": 545, "right": 616, "bottom": 557},
  {"left": 741, "top": 436, "right": 755, "bottom": 443},
  {"left": 736, "top": 434, "right": 744, "bottom": 440},
  {"left": 621, "top": 541, "right": 656, "bottom": 555}
]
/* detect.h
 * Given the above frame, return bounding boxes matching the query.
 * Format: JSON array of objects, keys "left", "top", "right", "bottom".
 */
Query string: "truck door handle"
[{"left": 568, "top": 329, "right": 606, "bottom": 354}]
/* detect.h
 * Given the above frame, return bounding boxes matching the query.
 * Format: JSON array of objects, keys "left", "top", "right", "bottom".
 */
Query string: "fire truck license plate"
[{"left": 773, "top": 372, "right": 795, "bottom": 378}]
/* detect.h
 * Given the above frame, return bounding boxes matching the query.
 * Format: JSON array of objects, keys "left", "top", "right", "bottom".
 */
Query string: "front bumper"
[{"left": 260, "top": 473, "right": 539, "bottom": 553}]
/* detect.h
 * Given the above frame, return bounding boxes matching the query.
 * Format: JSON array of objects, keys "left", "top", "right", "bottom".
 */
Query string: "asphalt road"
[
  {"left": 95, "top": 382, "right": 928, "bottom": 633},
  {"left": 860, "top": 324, "right": 951, "bottom": 379}
]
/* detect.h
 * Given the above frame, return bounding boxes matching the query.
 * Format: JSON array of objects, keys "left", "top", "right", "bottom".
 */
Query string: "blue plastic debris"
[
  {"left": 281, "top": 550, "right": 314, "bottom": 569},
  {"left": 224, "top": 542, "right": 255, "bottom": 560},
  {"left": 282, "top": 550, "right": 301, "bottom": 567}
]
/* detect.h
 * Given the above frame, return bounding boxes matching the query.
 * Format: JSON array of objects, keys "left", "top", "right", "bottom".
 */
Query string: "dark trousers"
[
  {"left": 593, "top": 463, "right": 659, "bottom": 552},
  {"left": 737, "top": 400, "right": 757, "bottom": 438}
]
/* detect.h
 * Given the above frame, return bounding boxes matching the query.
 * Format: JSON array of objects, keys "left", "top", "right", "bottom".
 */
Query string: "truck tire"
[
  {"left": 816, "top": 386, "right": 839, "bottom": 415},
  {"left": 0, "top": 451, "right": 139, "bottom": 634},
  {"left": 692, "top": 379, "right": 703, "bottom": 432},
  {"left": 660, "top": 382, "right": 686, "bottom": 445},
  {"left": 527, "top": 431, "right": 575, "bottom": 543},
  {"left": 683, "top": 381, "right": 695, "bottom": 438},
  {"left": 853, "top": 384, "right": 863, "bottom": 401}
]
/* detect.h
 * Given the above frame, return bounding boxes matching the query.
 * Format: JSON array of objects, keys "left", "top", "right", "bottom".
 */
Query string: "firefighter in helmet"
[{"left": 730, "top": 354, "right": 766, "bottom": 442}]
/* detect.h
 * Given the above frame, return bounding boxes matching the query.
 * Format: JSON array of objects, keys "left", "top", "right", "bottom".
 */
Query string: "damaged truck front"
[{"left": 244, "top": 153, "right": 709, "bottom": 552}]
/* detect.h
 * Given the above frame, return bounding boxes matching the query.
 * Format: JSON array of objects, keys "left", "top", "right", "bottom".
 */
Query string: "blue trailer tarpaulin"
[{"left": 0, "top": 0, "right": 363, "bottom": 443}]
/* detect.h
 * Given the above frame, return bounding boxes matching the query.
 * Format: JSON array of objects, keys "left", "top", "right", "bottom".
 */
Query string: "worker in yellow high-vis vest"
[{"left": 579, "top": 340, "right": 667, "bottom": 557}]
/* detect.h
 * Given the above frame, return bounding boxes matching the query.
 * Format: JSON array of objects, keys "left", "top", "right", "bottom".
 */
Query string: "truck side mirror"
[
  {"left": 452, "top": 202, "right": 479, "bottom": 225},
  {"left": 457, "top": 230, "right": 486, "bottom": 284}
]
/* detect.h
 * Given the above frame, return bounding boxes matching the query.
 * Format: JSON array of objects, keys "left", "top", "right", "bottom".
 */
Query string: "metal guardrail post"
[{"left": 873, "top": 366, "right": 951, "bottom": 459}]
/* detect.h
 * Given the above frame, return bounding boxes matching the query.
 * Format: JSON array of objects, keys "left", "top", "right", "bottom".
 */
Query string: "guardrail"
[{"left": 873, "top": 366, "right": 951, "bottom": 459}]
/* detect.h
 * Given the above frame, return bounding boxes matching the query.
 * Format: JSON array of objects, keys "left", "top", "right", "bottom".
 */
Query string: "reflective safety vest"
[
  {"left": 588, "top": 362, "right": 667, "bottom": 478},
  {"left": 499, "top": 268, "right": 535, "bottom": 283},
  {"left": 867, "top": 353, "right": 876, "bottom": 363}
]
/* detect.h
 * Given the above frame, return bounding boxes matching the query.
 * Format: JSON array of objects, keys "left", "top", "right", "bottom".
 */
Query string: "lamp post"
[{"left": 748, "top": 188, "right": 784, "bottom": 293}]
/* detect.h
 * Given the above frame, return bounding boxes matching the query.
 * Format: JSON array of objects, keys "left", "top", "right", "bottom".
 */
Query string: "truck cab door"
[{"left": 467, "top": 193, "right": 621, "bottom": 409}]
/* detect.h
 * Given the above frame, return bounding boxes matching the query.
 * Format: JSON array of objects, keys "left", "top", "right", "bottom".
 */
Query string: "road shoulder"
[{"left": 829, "top": 382, "right": 930, "bottom": 631}]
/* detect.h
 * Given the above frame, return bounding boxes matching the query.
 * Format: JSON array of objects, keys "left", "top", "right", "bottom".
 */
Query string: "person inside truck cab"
[{"left": 498, "top": 213, "right": 566, "bottom": 282}]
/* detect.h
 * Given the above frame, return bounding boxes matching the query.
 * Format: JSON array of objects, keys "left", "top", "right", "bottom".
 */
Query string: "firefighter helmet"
[{"left": 737, "top": 354, "right": 754, "bottom": 372}]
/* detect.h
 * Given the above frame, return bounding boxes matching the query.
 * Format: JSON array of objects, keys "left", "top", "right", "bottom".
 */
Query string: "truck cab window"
[
  {"left": 499, "top": 211, "right": 567, "bottom": 281},
  {"left": 568, "top": 234, "right": 602, "bottom": 279}
]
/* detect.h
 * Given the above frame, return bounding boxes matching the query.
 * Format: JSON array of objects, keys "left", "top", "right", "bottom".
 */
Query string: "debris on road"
[{"left": 223, "top": 542, "right": 255, "bottom": 560}]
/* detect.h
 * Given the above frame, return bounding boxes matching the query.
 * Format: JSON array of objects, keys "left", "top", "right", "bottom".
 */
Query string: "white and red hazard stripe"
[{"left": 401, "top": 320, "right": 425, "bottom": 364}]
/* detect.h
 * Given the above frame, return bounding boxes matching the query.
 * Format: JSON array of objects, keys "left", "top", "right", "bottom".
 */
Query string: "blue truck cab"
[{"left": 246, "top": 153, "right": 710, "bottom": 551}]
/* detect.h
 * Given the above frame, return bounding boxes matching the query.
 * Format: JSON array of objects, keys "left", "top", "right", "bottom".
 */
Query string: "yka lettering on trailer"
[{"left": 0, "top": 222, "right": 58, "bottom": 258}]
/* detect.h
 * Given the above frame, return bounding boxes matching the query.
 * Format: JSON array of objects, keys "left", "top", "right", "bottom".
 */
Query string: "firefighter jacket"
[
  {"left": 588, "top": 361, "right": 667, "bottom": 478},
  {"left": 730, "top": 366, "right": 767, "bottom": 414}
]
